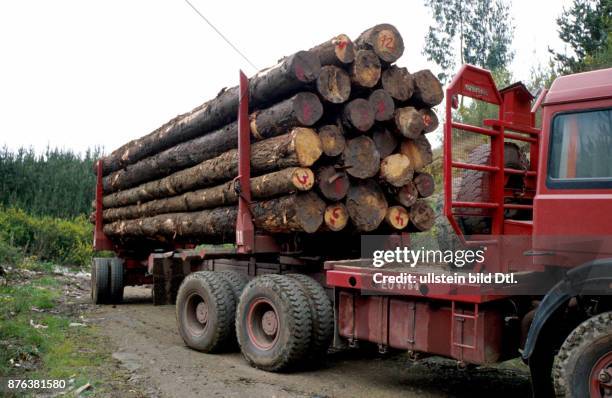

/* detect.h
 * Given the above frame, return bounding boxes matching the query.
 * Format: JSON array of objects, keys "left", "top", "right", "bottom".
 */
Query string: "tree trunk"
[
  {"left": 316, "top": 65, "right": 351, "bottom": 104},
  {"left": 368, "top": 89, "right": 395, "bottom": 121},
  {"left": 380, "top": 153, "right": 414, "bottom": 187},
  {"left": 355, "top": 23, "right": 404, "bottom": 64},
  {"left": 317, "top": 165, "right": 349, "bottom": 201},
  {"left": 394, "top": 107, "right": 425, "bottom": 139},
  {"left": 372, "top": 128, "right": 398, "bottom": 158},
  {"left": 395, "top": 181, "right": 418, "bottom": 207},
  {"left": 323, "top": 203, "right": 348, "bottom": 232},
  {"left": 103, "top": 192, "right": 326, "bottom": 239},
  {"left": 412, "top": 70, "right": 444, "bottom": 107},
  {"left": 309, "top": 34, "right": 355, "bottom": 66},
  {"left": 345, "top": 179, "right": 388, "bottom": 232},
  {"left": 97, "top": 51, "right": 321, "bottom": 176},
  {"left": 381, "top": 66, "right": 414, "bottom": 101},
  {"left": 342, "top": 98, "right": 375, "bottom": 132},
  {"left": 385, "top": 205, "right": 410, "bottom": 230},
  {"left": 413, "top": 172, "right": 435, "bottom": 198},
  {"left": 409, "top": 199, "right": 434, "bottom": 232},
  {"left": 350, "top": 50, "right": 381, "bottom": 89},
  {"left": 318, "top": 125, "right": 345, "bottom": 157},
  {"left": 104, "top": 93, "right": 323, "bottom": 193},
  {"left": 400, "top": 136, "right": 433, "bottom": 171},
  {"left": 102, "top": 128, "right": 322, "bottom": 208},
  {"left": 342, "top": 136, "right": 380, "bottom": 179},
  {"left": 419, "top": 108, "right": 439, "bottom": 133},
  {"left": 103, "top": 167, "right": 314, "bottom": 222}
]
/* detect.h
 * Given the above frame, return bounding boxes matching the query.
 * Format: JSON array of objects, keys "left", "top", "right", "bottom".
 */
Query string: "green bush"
[{"left": 0, "top": 208, "right": 93, "bottom": 267}]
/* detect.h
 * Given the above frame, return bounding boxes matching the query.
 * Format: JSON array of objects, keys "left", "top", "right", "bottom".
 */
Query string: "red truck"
[{"left": 91, "top": 65, "right": 612, "bottom": 397}]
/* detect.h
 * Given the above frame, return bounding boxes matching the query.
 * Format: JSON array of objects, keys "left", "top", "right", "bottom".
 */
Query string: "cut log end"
[
  {"left": 350, "top": 49, "right": 381, "bottom": 88},
  {"left": 356, "top": 23, "right": 405, "bottom": 64},
  {"left": 293, "top": 192, "right": 326, "bottom": 233},
  {"left": 380, "top": 153, "right": 414, "bottom": 187},
  {"left": 319, "top": 125, "right": 346, "bottom": 157},
  {"left": 414, "top": 172, "right": 435, "bottom": 198},
  {"left": 290, "top": 50, "right": 322, "bottom": 82},
  {"left": 324, "top": 203, "right": 349, "bottom": 232},
  {"left": 396, "top": 181, "right": 419, "bottom": 207},
  {"left": 412, "top": 70, "right": 444, "bottom": 107},
  {"left": 293, "top": 127, "right": 323, "bottom": 166},
  {"left": 419, "top": 108, "right": 439, "bottom": 133},
  {"left": 343, "top": 136, "right": 380, "bottom": 179},
  {"left": 395, "top": 107, "right": 425, "bottom": 139},
  {"left": 385, "top": 206, "right": 410, "bottom": 230},
  {"left": 381, "top": 66, "right": 414, "bottom": 101},
  {"left": 346, "top": 180, "right": 388, "bottom": 232},
  {"left": 372, "top": 128, "right": 398, "bottom": 158},
  {"left": 332, "top": 34, "right": 355, "bottom": 64},
  {"left": 317, "top": 65, "right": 351, "bottom": 104},
  {"left": 410, "top": 199, "right": 434, "bottom": 231},
  {"left": 368, "top": 89, "right": 395, "bottom": 122},
  {"left": 317, "top": 165, "right": 350, "bottom": 201},
  {"left": 291, "top": 168, "right": 315, "bottom": 191},
  {"left": 292, "top": 92, "right": 324, "bottom": 126},
  {"left": 342, "top": 98, "right": 375, "bottom": 132},
  {"left": 400, "top": 136, "right": 433, "bottom": 171}
]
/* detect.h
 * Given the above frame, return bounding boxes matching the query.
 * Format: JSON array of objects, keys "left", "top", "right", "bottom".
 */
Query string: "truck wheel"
[
  {"left": 176, "top": 271, "right": 236, "bottom": 353},
  {"left": 553, "top": 311, "right": 612, "bottom": 397},
  {"left": 109, "top": 258, "right": 124, "bottom": 304},
  {"left": 287, "top": 274, "right": 333, "bottom": 358},
  {"left": 91, "top": 258, "right": 110, "bottom": 304},
  {"left": 455, "top": 142, "right": 528, "bottom": 235},
  {"left": 236, "top": 274, "right": 312, "bottom": 371},
  {"left": 217, "top": 270, "right": 249, "bottom": 299}
]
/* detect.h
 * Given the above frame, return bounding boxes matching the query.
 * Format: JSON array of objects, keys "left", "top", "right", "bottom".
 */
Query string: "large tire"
[
  {"left": 176, "top": 271, "right": 236, "bottom": 353},
  {"left": 217, "top": 270, "right": 249, "bottom": 299},
  {"left": 109, "top": 258, "right": 124, "bottom": 304},
  {"left": 236, "top": 274, "right": 312, "bottom": 372},
  {"left": 552, "top": 311, "right": 612, "bottom": 397},
  {"left": 91, "top": 258, "right": 110, "bottom": 304},
  {"left": 455, "top": 142, "right": 528, "bottom": 235},
  {"left": 287, "top": 274, "right": 334, "bottom": 358}
]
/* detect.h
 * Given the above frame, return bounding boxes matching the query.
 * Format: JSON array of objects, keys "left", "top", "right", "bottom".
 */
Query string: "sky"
[{"left": 0, "top": 0, "right": 573, "bottom": 154}]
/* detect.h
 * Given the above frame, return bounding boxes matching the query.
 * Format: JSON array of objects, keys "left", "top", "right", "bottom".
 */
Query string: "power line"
[{"left": 183, "top": 0, "right": 259, "bottom": 71}]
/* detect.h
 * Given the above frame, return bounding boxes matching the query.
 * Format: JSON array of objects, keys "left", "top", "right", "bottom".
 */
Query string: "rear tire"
[
  {"left": 217, "top": 270, "right": 249, "bottom": 299},
  {"left": 553, "top": 311, "right": 612, "bottom": 397},
  {"left": 109, "top": 258, "right": 124, "bottom": 304},
  {"left": 91, "top": 258, "right": 110, "bottom": 304},
  {"left": 236, "top": 274, "right": 312, "bottom": 372},
  {"left": 176, "top": 271, "right": 236, "bottom": 353}
]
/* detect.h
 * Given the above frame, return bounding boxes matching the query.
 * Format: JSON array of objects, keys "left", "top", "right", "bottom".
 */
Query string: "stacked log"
[{"left": 94, "top": 23, "right": 442, "bottom": 246}]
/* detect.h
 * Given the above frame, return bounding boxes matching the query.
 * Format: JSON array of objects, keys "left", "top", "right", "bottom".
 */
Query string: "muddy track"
[{"left": 88, "top": 286, "right": 531, "bottom": 398}]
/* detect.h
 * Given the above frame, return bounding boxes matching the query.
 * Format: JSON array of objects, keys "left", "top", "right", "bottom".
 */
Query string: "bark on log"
[
  {"left": 419, "top": 108, "right": 439, "bottom": 133},
  {"left": 345, "top": 179, "right": 388, "bottom": 232},
  {"left": 372, "top": 128, "right": 398, "bottom": 158},
  {"left": 400, "top": 136, "right": 433, "bottom": 171},
  {"left": 309, "top": 34, "right": 355, "bottom": 66},
  {"left": 380, "top": 153, "right": 414, "bottom": 187},
  {"left": 316, "top": 65, "right": 351, "bottom": 104},
  {"left": 104, "top": 93, "right": 323, "bottom": 193},
  {"left": 355, "top": 23, "right": 404, "bottom": 64},
  {"left": 102, "top": 128, "right": 322, "bottom": 208},
  {"left": 350, "top": 50, "right": 381, "bottom": 89},
  {"left": 395, "top": 107, "right": 425, "bottom": 139},
  {"left": 342, "top": 98, "right": 375, "bottom": 132},
  {"left": 318, "top": 125, "right": 345, "bottom": 157},
  {"left": 414, "top": 172, "right": 435, "bottom": 198},
  {"left": 102, "top": 167, "right": 314, "bottom": 222},
  {"left": 97, "top": 51, "right": 321, "bottom": 176},
  {"left": 412, "top": 70, "right": 444, "bottom": 107},
  {"left": 317, "top": 165, "right": 349, "bottom": 201},
  {"left": 323, "top": 203, "right": 348, "bottom": 232},
  {"left": 409, "top": 199, "right": 434, "bottom": 231},
  {"left": 342, "top": 136, "right": 380, "bottom": 179},
  {"left": 103, "top": 192, "right": 326, "bottom": 239},
  {"left": 396, "top": 181, "right": 418, "bottom": 207},
  {"left": 368, "top": 89, "right": 395, "bottom": 121},
  {"left": 385, "top": 205, "right": 410, "bottom": 230},
  {"left": 381, "top": 66, "right": 414, "bottom": 101}
]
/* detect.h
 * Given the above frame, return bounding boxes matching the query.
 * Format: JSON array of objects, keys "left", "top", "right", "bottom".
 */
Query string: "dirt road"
[{"left": 84, "top": 285, "right": 531, "bottom": 398}]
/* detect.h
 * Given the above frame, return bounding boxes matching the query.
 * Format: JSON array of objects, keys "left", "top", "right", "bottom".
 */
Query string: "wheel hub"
[
  {"left": 591, "top": 352, "right": 612, "bottom": 397},
  {"left": 196, "top": 302, "right": 209, "bottom": 324},
  {"left": 261, "top": 310, "right": 278, "bottom": 336}
]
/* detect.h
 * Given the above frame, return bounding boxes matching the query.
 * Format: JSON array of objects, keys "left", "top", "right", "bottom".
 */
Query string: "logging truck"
[{"left": 89, "top": 33, "right": 612, "bottom": 398}]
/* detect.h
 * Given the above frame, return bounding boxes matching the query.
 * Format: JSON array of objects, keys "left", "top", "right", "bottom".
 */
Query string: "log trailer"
[{"left": 91, "top": 65, "right": 612, "bottom": 397}]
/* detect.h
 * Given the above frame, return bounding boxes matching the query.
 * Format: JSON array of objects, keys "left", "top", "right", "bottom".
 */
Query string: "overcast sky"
[{"left": 0, "top": 0, "right": 573, "bottom": 154}]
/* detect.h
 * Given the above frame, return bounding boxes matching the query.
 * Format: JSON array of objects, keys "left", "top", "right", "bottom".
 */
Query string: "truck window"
[{"left": 548, "top": 107, "right": 612, "bottom": 189}]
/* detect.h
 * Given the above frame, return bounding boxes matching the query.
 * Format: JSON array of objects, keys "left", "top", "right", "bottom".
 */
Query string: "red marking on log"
[
  {"left": 423, "top": 114, "right": 432, "bottom": 127},
  {"left": 295, "top": 64, "right": 305, "bottom": 81},
  {"left": 334, "top": 179, "right": 343, "bottom": 194},
  {"left": 395, "top": 212, "right": 405, "bottom": 226},
  {"left": 377, "top": 100, "right": 385, "bottom": 115},
  {"left": 337, "top": 40, "right": 347, "bottom": 50},
  {"left": 303, "top": 102, "right": 312, "bottom": 123},
  {"left": 379, "top": 34, "right": 395, "bottom": 51},
  {"left": 297, "top": 172, "right": 309, "bottom": 184}
]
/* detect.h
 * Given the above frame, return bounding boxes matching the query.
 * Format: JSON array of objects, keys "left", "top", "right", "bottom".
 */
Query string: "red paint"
[
  {"left": 378, "top": 34, "right": 395, "bottom": 51},
  {"left": 422, "top": 114, "right": 432, "bottom": 126},
  {"left": 377, "top": 100, "right": 385, "bottom": 116},
  {"left": 337, "top": 39, "right": 347, "bottom": 50},
  {"left": 395, "top": 211, "right": 405, "bottom": 226},
  {"left": 294, "top": 64, "right": 305, "bottom": 81},
  {"left": 297, "top": 172, "right": 309, "bottom": 185},
  {"left": 302, "top": 102, "right": 312, "bottom": 124}
]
